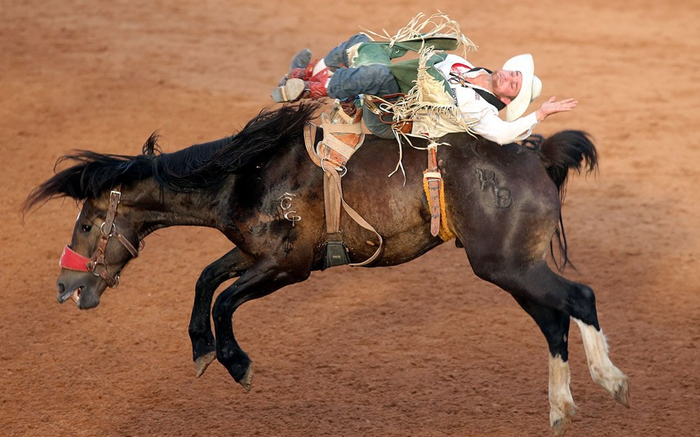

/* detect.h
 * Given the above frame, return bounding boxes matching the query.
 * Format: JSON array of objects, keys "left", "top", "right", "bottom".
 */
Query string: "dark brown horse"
[{"left": 26, "top": 103, "right": 629, "bottom": 435}]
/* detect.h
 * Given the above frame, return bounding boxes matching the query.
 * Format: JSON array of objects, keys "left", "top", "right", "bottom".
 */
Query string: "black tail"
[
  {"left": 538, "top": 130, "right": 598, "bottom": 192},
  {"left": 529, "top": 130, "right": 598, "bottom": 271}
]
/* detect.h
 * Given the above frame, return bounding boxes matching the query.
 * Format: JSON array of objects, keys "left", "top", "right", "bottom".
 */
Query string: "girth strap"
[
  {"left": 424, "top": 143, "right": 442, "bottom": 237},
  {"left": 421, "top": 144, "right": 455, "bottom": 241}
]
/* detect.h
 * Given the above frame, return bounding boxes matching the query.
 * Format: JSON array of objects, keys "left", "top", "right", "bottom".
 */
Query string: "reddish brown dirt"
[{"left": 2, "top": 1, "right": 699, "bottom": 436}]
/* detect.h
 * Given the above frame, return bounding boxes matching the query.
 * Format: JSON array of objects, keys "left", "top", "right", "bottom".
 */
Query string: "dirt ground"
[{"left": 2, "top": 1, "right": 699, "bottom": 436}]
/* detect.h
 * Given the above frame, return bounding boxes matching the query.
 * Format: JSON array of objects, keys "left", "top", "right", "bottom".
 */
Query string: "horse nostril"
[{"left": 57, "top": 283, "right": 65, "bottom": 294}]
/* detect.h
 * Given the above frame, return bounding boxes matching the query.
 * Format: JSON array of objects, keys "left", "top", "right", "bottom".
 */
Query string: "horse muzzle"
[
  {"left": 56, "top": 270, "right": 104, "bottom": 309},
  {"left": 56, "top": 282, "right": 82, "bottom": 305}
]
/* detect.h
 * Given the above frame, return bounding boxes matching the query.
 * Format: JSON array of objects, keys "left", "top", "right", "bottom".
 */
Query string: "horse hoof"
[
  {"left": 238, "top": 365, "right": 253, "bottom": 392},
  {"left": 613, "top": 378, "right": 630, "bottom": 408},
  {"left": 551, "top": 402, "right": 575, "bottom": 436},
  {"left": 194, "top": 351, "right": 217, "bottom": 378},
  {"left": 551, "top": 418, "right": 569, "bottom": 437}
]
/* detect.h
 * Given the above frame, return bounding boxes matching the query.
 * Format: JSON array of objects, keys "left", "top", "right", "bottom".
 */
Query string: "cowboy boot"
[
  {"left": 290, "top": 48, "right": 312, "bottom": 70},
  {"left": 278, "top": 64, "right": 314, "bottom": 87},
  {"left": 272, "top": 66, "right": 330, "bottom": 103},
  {"left": 271, "top": 78, "right": 328, "bottom": 103},
  {"left": 271, "top": 78, "right": 307, "bottom": 102},
  {"left": 278, "top": 49, "right": 315, "bottom": 86},
  {"left": 304, "top": 80, "right": 328, "bottom": 99}
]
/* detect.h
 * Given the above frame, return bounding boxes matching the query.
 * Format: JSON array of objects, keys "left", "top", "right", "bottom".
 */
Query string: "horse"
[{"left": 25, "top": 102, "right": 629, "bottom": 436}]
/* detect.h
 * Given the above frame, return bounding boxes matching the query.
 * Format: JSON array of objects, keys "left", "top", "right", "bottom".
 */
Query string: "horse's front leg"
[
  {"left": 212, "top": 260, "right": 310, "bottom": 391},
  {"left": 189, "top": 247, "right": 253, "bottom": 377}
]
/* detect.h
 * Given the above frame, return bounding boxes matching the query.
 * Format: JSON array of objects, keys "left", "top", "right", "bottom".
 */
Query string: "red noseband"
[{"left": 59, "top": 245, "right": 92, "bottom": 272}]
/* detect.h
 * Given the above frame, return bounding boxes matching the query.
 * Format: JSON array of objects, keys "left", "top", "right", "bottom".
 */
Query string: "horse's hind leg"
[
  {"left": 513, "top": 265, "right": 630, "bottom": 408},
  {"left": 471, "top": 257, "right": 629, "bottom": 434},
  {"left": 212, "top": 260, "right": 310, "bottom": 391},
  {"left": 573, "top": 318, "right": 630, "bottom": 407},
  {"left": 525, "top": 267, "right": 629, "bottom": 407},
  {"left": 513, "top": 296, "right": 576, "bottom": 436},
  {"left": 189, "top": 247, "right": 253, "bottom": 377}
]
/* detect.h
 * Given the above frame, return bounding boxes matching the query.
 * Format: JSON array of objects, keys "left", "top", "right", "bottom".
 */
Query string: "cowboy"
[{"left": 272, "top": 34, "right": 577, "bottom": 145}]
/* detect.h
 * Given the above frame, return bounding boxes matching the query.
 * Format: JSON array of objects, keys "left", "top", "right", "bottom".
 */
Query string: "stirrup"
[
  {"left": 271, "top": 78, "right": 305, "bottom": 103},
  {"left": 322, "top": 241, "right": 350, "bottom": 270}
]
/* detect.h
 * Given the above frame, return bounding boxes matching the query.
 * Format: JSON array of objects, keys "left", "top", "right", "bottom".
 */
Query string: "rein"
[{"left": 58, "top": 187, "right": 139, "bottom": 287}]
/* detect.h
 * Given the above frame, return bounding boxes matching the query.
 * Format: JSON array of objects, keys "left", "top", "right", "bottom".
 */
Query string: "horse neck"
[{"left": 123, "top": 178, "right": 225, "bottom": 239}]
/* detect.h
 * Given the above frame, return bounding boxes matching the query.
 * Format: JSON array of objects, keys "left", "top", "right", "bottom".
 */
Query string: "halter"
[{"left": 58, "top": 188, "right": 139, "bottom": 287}]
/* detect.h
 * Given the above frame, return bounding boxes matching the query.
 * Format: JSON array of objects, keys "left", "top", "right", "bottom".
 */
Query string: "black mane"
[{"left": 25, "top": 102, "right": 320, "bottom": 211}]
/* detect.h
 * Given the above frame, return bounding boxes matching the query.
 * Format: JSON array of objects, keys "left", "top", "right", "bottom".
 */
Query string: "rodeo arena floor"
[{"left": 2, "top": 1, "right": 699, "bottom": 436}]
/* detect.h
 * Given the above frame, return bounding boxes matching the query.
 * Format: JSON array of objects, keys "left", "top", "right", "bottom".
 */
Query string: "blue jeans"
[
  {"left": 327, "top": 64, "right": 399, "bottom": 101},
  {"left": 324, "top": 34, "right": 400, "bottom": 139}
]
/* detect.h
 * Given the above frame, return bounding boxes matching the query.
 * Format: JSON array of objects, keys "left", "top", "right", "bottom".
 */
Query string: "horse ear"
[{"left": 142, "top": 132, "right": 161, "bottom": 156}]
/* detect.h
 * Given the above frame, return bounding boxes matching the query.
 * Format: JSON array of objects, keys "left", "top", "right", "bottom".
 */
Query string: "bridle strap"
[
  {"left": 86, "top": 189, "right": 121, "bottom": 275},
  {"left": 114, "top": 230, "right": 139, "bottom": 258}
]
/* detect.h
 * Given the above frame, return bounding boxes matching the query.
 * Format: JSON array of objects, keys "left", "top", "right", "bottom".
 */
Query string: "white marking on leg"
[
  {"left": 573, "top": 318, "right": 630, "bottom": 406},
  {"left": 549, "top": 355, "right": 576, "bottom": 435}
]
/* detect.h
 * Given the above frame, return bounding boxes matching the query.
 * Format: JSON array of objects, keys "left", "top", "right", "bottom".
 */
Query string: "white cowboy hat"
[{"left": 502, "top": 54, "right": 542, "bottom": 121}]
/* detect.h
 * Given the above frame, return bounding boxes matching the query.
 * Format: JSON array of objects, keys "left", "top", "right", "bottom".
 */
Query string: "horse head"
[
  {"left": 56, "top": 188, "right": 141, "bottom": 309},
  {"left": 24, "top": 147, "right": 152, "bottom": 309}
]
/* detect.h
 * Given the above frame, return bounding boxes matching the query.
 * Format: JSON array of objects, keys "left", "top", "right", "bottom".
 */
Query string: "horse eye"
[{"left": 80, "top": 224, "right": 93, "bottom": 233}]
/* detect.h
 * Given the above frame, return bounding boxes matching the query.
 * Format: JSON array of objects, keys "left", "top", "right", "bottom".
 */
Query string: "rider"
[{"left": 272, "top": 33, "right": 577, "bottom": 145}]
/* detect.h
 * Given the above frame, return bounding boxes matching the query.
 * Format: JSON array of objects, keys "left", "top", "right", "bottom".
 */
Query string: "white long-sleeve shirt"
[{"left": 411, "top": 54, "right": 539, "bottom": 145}]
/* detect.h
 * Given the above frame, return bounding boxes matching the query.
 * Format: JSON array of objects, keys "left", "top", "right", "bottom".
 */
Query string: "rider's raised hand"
[{"left": 536, "top": 97, "right": 578, "bottom": 122}]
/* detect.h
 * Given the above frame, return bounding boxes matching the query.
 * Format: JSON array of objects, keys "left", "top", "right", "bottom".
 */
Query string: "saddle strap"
[
  {"left": 304, "top": 123, "right": 322, "bottom": 166},
  {"left": 324, "top": 170, "right": 342, "bottom": 234},
  {"left": 325, "top": 166, "right": 384, "bottom": 266},
  {"left": 304, "top": 122, "right": 384, "bottom": 267}
]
